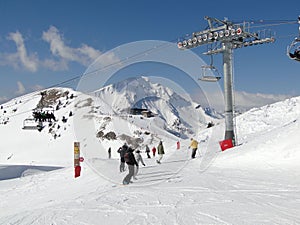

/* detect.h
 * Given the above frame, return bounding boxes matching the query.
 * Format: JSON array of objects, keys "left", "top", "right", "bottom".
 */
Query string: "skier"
[
  {"left": 117, "top": 143, "right": 128, "bottom": 172},
  {"left": 108, "top": 147, "right": 111, "bottom": 159},
  {"left": 133, "top": 150, "right": 146, "bottom": 180},
  {"left": 145, "top": 145, "right": 151, "bottom": 158},
  {"left": 152, "top": 146, "right": 156, "bottom": 157},
  {"left": 189, "top": 138, "right": 198, "bottom": 159},
  {"left": 123, "top": 147, "right": 138, "bottom": 185},
  {"left": 156, "top": 141, "right": 165, "bottom": 164},
  {"left": 207, "top": 121, "right": 214, "bottom": 128}
]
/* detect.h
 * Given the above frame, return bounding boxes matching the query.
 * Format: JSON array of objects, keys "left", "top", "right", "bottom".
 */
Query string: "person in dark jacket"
[
  {"left": 117, "top": 143, "right": 128, "bottom": 172},
  {"left": 145, "top": 145, "right": 151, "bottom": 158},
  {"left": 123, "top": 147, "right": 138, "bottom": 185},
  {"left": 156, "top": 141, "right": 165, "bottom": 164},
  {"left": 108, "top": 147, "right": 111, "bottom": 159}
]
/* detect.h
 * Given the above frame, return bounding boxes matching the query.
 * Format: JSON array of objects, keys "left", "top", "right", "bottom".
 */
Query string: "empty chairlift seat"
[{"left": 22, "top": 118, "right": 43, "bottom": 130}]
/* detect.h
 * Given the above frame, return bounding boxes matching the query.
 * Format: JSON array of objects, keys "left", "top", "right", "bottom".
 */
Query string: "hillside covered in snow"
[
  {"left": 0, "top": 78, "right": 300, "bottom": 224},
  {"left": 0, "top": 77, "right": 216, "bottom": 166}
]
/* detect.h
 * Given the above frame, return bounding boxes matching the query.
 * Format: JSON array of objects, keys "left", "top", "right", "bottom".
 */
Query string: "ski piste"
[{"left": 90, "top": 148, "right": 194, "bottom": 187}]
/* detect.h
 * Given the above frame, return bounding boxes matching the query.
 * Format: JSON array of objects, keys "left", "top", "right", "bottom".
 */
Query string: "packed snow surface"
[{"left": 0, "top": 84, "right": 300, "bottom": 224}]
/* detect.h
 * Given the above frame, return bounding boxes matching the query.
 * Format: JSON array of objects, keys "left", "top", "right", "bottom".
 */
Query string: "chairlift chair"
[
  {"left": 199, "top": 50, "right": 222, "bottom": 82},
  {"left": 287, "top": 37, "right": 300, "bottom": 62},
  {"left": 287, "top": 16, "right": 300, "bottom": 62},
  {"left": 22, "top": 118, "right": 43, "bottom": 130},
  {"left": 199, "top": 64, "right": 221, "bottom": 82}
]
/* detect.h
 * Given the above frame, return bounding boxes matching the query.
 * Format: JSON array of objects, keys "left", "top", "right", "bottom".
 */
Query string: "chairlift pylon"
[{"left": 287, "top": 16, "right": 300, "bottom": 62}]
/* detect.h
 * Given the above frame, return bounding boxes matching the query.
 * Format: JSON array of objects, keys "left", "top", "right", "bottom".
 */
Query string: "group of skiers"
[
  {"left": 145, "top": 144, "right": 161, "bottom": 158},
  {"left": 116, "top": 141, "right": 165, "bottom": 185},
  {"left": 113, "top": 137, "right": 199, "bottom": 185}
]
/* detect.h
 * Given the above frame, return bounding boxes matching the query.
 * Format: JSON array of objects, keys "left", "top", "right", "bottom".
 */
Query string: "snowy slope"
[
  {"left": 215, "top": 97, "right": 300, "bottom": 168},
  {"left": 0, "top": 88, "right": 78, "bottom": 166},
  {"left": 0, "top": 76, "right": 213, "bottom": 166},
  {"left": 0, "top": 86, "right": 300, "bottom": 224}
]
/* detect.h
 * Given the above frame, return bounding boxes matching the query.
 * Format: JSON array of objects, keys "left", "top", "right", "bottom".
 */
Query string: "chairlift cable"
[{"left": 249, "top": 21, "right": 298, "bottom": 29}]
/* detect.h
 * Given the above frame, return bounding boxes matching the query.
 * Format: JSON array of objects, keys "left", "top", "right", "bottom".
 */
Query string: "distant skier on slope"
[
  {"left": 123, "top": 147, "right": 138, "bottom": 185},
  {"left": 156, "top": 141, "right": 165, "bottom": 164},
  {"left": 108, "top": 147, "right": 111, "bottom": 159},
  {"left": 145, "top": 145, "right": 151, "bottom": 158},
  {"left": 133, "top": 150, "right": 146, "bottom": 180},
  {"left": 152, "top": 146, "right": 156, "bottom": 157}
]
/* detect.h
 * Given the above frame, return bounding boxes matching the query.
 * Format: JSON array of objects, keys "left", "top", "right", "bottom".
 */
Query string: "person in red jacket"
[{"left": 152, "top": 146, "right": 156, "bottom": 157}]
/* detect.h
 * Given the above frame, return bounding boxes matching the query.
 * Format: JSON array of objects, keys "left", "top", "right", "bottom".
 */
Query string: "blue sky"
[{"left": 0, "top": 0, "right": 299, "bottom": 103}]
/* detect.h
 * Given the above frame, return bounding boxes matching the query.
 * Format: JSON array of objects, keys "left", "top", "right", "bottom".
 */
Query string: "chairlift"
[
  {"left": 200, "top": 65, "right": 221, "bottom": 82},
  {"left": 36, "top": 106, "right": 55, "bottom": 113},
  {"left": 199, "top": 54, "right": 221, "bottom": 82},
  {"left": 33, "top": 106, "right": 56, "bottom": 122},
  {"left": 22, "top": 118, "right": 43, "bottom": 130},
  {"left": 287, "top": 38, "right": 300, "bottom": 62},
  {"left": 287, "top": 16, "right": 300, "bottom": 62}
]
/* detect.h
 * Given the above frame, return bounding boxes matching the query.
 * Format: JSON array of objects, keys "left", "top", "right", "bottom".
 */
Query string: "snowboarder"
[
  {"left": 145, "top": 145, "right": 151, "bottom": 158},
  {"left": 117, "top": 143, "right": 128, "bottom": 172},
  {"left": 152, "top": 146, "right": 156, "bottom": 157},
  {"left": 156, "top": 141, "right": 164, "bottom": 164},
  {"left": 133, "top": 150, "right": 146, "bottom": 179},
  {"left": 123, "top": 147, "right": 138, "bottom": 185},
  {"left": 189, "top": 138, "right": 198, "bottom": 159}
]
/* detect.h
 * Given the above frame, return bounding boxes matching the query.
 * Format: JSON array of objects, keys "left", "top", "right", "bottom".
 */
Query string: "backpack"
[{"left": 124, "top": 152, "right": 130, "bottom": 163}]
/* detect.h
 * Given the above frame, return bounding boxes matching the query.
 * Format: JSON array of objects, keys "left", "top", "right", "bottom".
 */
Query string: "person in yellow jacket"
[{"left": 189, "top": 138, "right": 198, "bottom": 159}]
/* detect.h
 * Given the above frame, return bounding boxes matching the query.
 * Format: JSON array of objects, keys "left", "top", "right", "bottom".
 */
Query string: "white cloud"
[
  {"left": 15, "top": 81, "right": 26, "bottom": 95},
  {"left": 0, "top": 26, "right": 119, "bottom": 73},
  {"left": 78, "top": 44, "right": 102, "bottom": 63},
  {"left": 193, "top": 90, "right": 291, "bottom": 113},
  {"left": 6, "top": 31, "right": 39, "bottom": 72},
  {"left": 0, "top": 96, "right": 8, "bottom": 104},
  {"left": 42, "top": 58, "right": 69, "bottom": 71},
  {"left": 31, "top": 84, "right": 44, "bottom": 92},
  {"left": 234, "top": 91, "right": 291, "bottom": 111},
  {"left": 42, "top": 26, "right": 105, "bottom": 67}
]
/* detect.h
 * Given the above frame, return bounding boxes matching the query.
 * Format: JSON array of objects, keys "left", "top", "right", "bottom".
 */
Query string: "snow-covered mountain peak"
[
  {"left": 93, "top": 76, "right": 213, "bottom": 135},
  {"left": 97, "top": 76, "right": 181, "bottom": 106}
]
